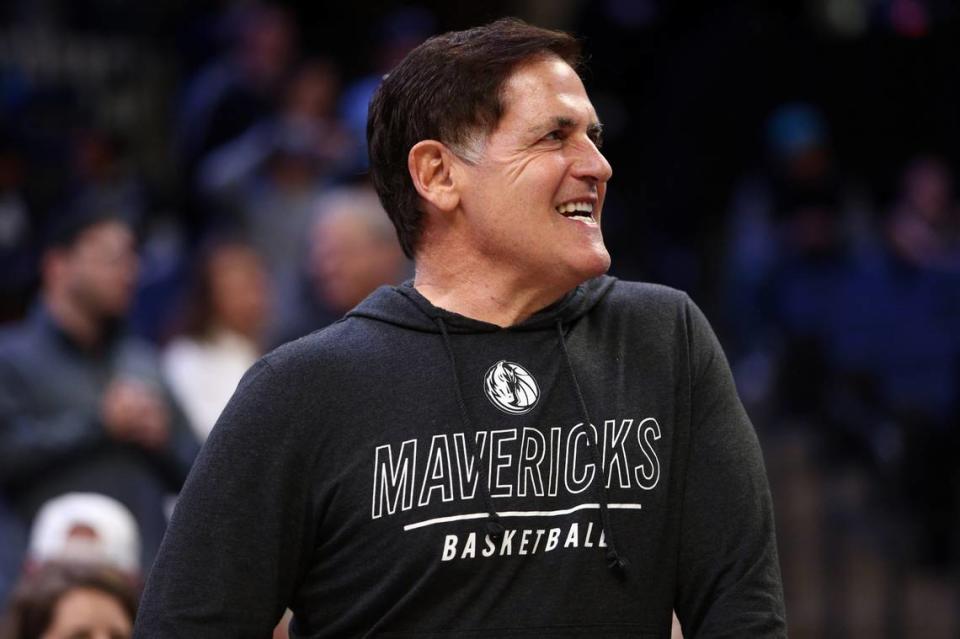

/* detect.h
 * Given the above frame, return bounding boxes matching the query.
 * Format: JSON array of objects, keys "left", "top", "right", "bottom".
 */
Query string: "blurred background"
[{"left": 0, "top": 1, "right": 957, "bottom": 637}]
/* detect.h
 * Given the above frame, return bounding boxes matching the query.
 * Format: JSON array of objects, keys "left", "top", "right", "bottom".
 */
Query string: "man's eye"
[{"left": 543, "top": 130, "right": 564, "bottom": 142}]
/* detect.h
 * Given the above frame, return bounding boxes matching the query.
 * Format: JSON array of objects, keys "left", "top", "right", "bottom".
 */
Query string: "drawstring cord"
[
  {"left": 436, "top": 317, "right": 505, "bottom": 541},
  {"left": 434, "top": 314, "right": 627, "bottom": 570},
  {"left": 556, "top": 320, "right": 630, "bottom": 572}
]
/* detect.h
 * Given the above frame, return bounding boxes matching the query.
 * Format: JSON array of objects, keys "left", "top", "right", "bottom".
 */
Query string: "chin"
[
  {"left": 585, "top": 251, "right": 612, "bottom": 279},
  {"left": 565, "top": 246, "right": 611, "bottom": 286}
]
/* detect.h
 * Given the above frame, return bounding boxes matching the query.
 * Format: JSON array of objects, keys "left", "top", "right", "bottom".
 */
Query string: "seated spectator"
[
  {"left": 177, "top": 3, "right": 296, "bottom": 172},
  {"left": 761, "top": 161, "right": 960, "bottom": 568},
  {"left": 827, "top": 175, "right": 960, "bottom": 568},
  {"left": 0, "top": 211, "right": 199, "bottom": 582},
  {"left": 27, "top": 493, "right": 141, "bottom": 579},
  {"left": 0, "top": 562, "right": 137, "bottom": 639},
  {"left": 765, "top": 189, "right": 857, "bottom": 423},
  {"left": 338, "top": 7, "right": 435, "bottom": 172},
  {"left": 66, "top": 129, "right": 149, "bottom": 234},
  {"left": 162, "top": 238, "right": 268, "bottom": 441},
  {"left": 886, "top": 155, "right": 960, "bottom": 271},
  {"left": 197, "top": 58, "right": 351, "bottom": 294},
  {"left": 176, "top": 3, "right": 298, "bottom": 241},
  {"left": 269, "top": 185, "right": 410, "bottom": 346},
  {"left": 723, "top": 102, "right": 869, "bottom": 360}
]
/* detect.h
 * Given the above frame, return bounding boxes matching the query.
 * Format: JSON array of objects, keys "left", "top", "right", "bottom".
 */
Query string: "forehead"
[
  {"left": 498, "top": 56, "right": 596, "bottom": 128},
  {"left": 76, "top": 220, "right": 134, "bottom": 246}
]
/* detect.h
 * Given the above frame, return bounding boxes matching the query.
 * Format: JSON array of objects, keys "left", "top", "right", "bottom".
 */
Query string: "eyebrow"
[{"left": 530, "top": 116, "right": 604, "bottom": 139}]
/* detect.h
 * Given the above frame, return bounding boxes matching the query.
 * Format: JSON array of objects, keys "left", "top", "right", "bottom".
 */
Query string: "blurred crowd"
[
  {"left": 0, "top": 3, "right": 415, "bottom": 634},
  {"left": 0, "top": 1, "right": 957, "bottom": 637},
  {"left": 723, "top": 102, "right": 960, "bottom": 567}
]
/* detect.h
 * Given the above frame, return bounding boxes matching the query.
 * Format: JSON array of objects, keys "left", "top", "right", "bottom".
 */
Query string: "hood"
[{"left": 346, "top": 275, "right": 618, "bottom": 333}]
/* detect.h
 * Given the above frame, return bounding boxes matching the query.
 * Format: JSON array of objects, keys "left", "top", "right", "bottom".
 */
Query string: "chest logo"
[{"left": 483, "top": 360, "right": 540, "bottom": 415}]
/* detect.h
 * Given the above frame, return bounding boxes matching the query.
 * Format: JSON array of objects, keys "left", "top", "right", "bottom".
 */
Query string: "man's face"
[
  {"left": 62, "top": 220, "right": 139, "bottom": 321},
  {"left": 454, "top": 55, "right": 613, "bottom": 287},
  {"left": 309, "top": 213, "right": 405, "bottom": 312}
]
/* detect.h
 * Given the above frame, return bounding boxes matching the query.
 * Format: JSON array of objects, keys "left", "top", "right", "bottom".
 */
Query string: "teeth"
[{"left": 555, "top": 201, "right": 594, "bottom": 216}]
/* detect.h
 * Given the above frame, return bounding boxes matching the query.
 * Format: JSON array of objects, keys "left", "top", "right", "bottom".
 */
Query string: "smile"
[{"left": 555, "top": 200, "right": 597, "bottom": 225}]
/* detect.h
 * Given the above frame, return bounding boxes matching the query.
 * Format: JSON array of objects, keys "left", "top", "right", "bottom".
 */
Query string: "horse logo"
[{"left": 483, "top": 360, "right": 540, "bottom": 415}]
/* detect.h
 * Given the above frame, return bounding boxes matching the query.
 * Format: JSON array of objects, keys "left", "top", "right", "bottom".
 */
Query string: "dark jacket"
[
  {"left": 0, "top": 305, "right": 199, "bottom": 570},
  {"left": 135, "top": 277, "right": 786, "bottom": 638}
]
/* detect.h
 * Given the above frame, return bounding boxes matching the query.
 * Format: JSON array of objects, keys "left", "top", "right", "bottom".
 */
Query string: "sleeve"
[
  {"left": 0, "top": 359, "right": 106, "bottom": 488},
  {"left": 673, "top": 296, "right": 787, "bottom": 638},
  {"left": 134, "top": 358, "right": 320, "bottom": 638}
]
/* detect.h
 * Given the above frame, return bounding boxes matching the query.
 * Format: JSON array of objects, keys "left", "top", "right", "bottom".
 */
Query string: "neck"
[
  {"left": 43, "top": 291, "right": 103, "bottom": 348},
  {"left": 413, "top": 251, "right": 574, "bottom": 328}
]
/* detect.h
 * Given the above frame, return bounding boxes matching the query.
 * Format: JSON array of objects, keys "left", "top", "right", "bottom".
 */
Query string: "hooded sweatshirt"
[{"left": 135, "top": 276, "right": 786, "bottom": 638}]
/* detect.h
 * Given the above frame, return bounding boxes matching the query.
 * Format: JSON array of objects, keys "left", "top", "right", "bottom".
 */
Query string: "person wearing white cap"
[{"left": 28, "top": 492, "right": 142, "bottom": 578}]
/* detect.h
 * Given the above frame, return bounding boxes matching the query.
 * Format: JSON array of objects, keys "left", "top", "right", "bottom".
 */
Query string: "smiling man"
[{"left": 135, "top": 19, "right": 786, "bottom": 638}]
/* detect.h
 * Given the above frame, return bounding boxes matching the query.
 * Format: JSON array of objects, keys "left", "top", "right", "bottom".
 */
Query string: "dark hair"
[
  {"left": 43, "top": 210, "right": 136, "bottom": 252},
  {"left": 367, "top": 18, "right": 581, "bottom": 258},
  {"left": 0, "top": 562, "right": 139, "bottom": 639},
  {"left": 167, "top": 233, "right": 257, "bottom": 341}
]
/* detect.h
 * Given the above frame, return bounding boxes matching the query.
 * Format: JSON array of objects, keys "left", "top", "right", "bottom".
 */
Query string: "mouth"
[{"left": 555, "top": 200, "right": 597, "bottom": 226}]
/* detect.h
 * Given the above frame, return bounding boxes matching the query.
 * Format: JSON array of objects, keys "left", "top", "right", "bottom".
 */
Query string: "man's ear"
[{"left": 408, "top": 140, "right": 461, "bottom": 213}]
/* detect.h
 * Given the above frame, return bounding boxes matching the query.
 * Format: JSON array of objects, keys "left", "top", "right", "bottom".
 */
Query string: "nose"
[{"left": 571, "top": 137, "right": 613, "bottom": 185}]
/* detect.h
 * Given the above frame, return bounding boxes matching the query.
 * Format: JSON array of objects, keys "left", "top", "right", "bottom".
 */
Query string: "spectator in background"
[
  {"left": 723, "top": 102, "right": 868, "bottom": 358},
  {"left": 761, "top": 188, "right": 865, "bottom": 460},
  {"left": 27, "top": 493, "right": 142, "bottom": 580},
  {"left": 749, "top": 152, "right": 960, "bottom": 569},
  {"left": 824, "top": 158, "right": 960, "bottom": 568},
  {"left": 338, "top": 7, "right": 435, "bottom": 172},
  {"left": 177, "top": 2, "right": 296, "bottom": 171},
  {"left": 176, "top": 2, "right": 297, "bottom": 239},
  {"left": 269, "top": 185, "right": 409, "bottom": 346},
  {"left": 162, "top": 238, "right": 268, "bottom": 442},
  {"left": 0, "top": 212, "right": 198, "bottom": 586},
  {"left": 67, "top": 129, "right": 149, "bottom": 233},
  {"left": 197, "top": 57, "right": 351, "bottom": 291},
  {"left": 886, "top": 155, "right": 960, "bottom": 271},
  {"left": 721, "top": 102, "right": 874, "bottom": 416},
  {"left": 0, "top": 562, "right": 137, "bottom": 639}
]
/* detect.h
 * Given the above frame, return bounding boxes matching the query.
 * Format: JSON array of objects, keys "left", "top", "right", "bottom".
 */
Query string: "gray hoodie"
[{"left": 135, "top": 276, "right": 786, "bottom": 638}]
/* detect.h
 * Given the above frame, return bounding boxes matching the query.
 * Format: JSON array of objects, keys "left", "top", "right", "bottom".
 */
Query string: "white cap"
[{"left": 28, "top": 492, "right": 141, "bottom": 575}]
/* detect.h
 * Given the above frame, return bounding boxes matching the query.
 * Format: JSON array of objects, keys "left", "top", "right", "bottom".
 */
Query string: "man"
[
  {"left": 136, "top": 19, "right": 786, "bottom": 637},
  {"left": 0, "top": 212, "right": 198, "bottom": 579},
  {"left": 269, "top": 184, "right": 410, "bottom": 346}
]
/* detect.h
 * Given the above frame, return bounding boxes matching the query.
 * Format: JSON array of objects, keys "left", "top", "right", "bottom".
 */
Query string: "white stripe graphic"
[{"left": 403, "top": 502, "right": 642, "bottom": 531}]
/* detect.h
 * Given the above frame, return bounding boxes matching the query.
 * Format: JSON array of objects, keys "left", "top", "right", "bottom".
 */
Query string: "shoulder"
[
  {"left": 589, "top": 279, "right": 724, "bottom": 360},
  {"left": 248, "top": 317, "right": 402, "bottom": 407},
  {"left": 263, "top": 314, "right": 412, "bottom": 374},
  {"left": 605, "top": 279, "right": 689, "bottom": 306},
  {"left": 211, "top": 319, "right": 396, "bottom": 440},
  {"left": 0, "top": 319, "right": 45, "bottom": 368},
  {"left": 0, "top": 321, "right": 31, "bottom": 353},
  {"left": 596, "top": 278, "right": 692, "bottom": 326}
]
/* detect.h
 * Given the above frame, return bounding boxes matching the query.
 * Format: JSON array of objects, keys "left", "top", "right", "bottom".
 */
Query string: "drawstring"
[
  {"left": 556, "top": 320, "right": 630, "bottom": 573},
  {"left": 436, "top": 318, "right": 505, "bottom": 541},
  {"left": 435, "top": 315, "right": 627, "bottom": 571}
]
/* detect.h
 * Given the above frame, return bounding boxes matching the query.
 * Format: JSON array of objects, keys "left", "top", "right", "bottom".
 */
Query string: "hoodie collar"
[{"left": 346, "top": 275, "right": 618, "bottom": 333}]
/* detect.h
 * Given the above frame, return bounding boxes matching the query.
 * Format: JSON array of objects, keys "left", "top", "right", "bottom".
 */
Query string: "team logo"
[{"left": 483, "top": 360, "right": 540, "bottom": 415}]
